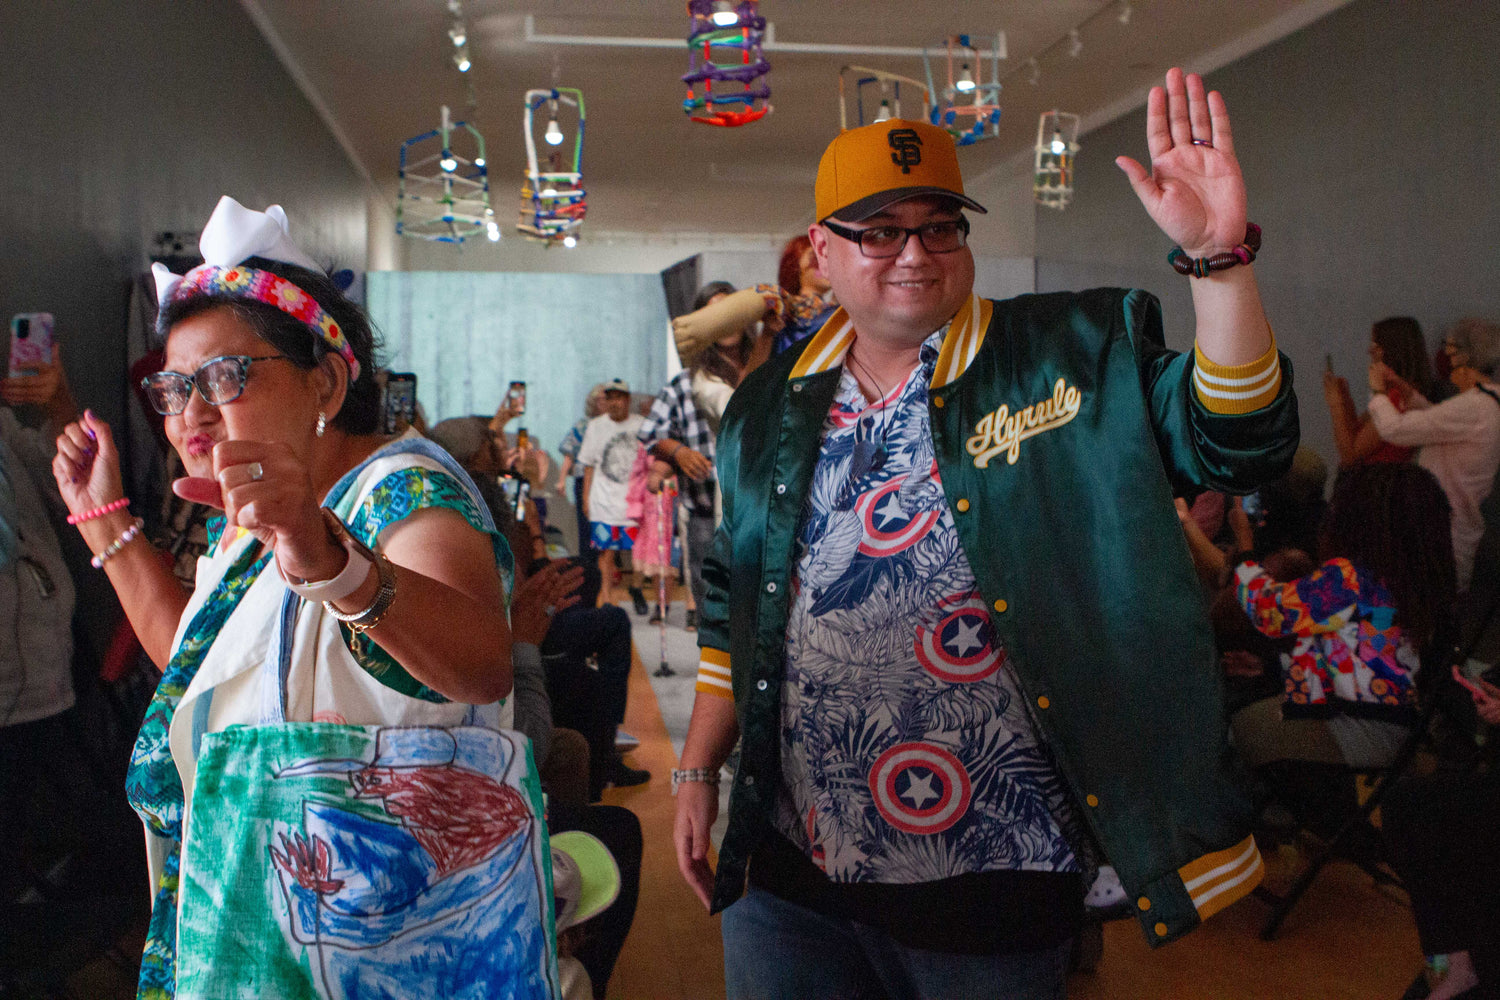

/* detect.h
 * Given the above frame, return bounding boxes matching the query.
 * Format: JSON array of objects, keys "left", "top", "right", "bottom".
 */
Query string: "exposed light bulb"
[
  {"left": 541, "top": 188, "right": 558, "bottom": 198},
  {"left": 449, "top": 21, "right": 467, "bottom": 47},
  {"left": 955, "top": 63, "right": 976, "bottom": 93},
  {"left": 486, "top": 222, "right": 501, "bottom": 242},
  {"left": 473, "top": 155, "right": 485, "bottom": 168},
  {"left": 485, "top": 206, "right": 495, "bottom": 217},
  {"left": 711, "top": 1, "right": 738, "bottom": 26},
  {"left": 1050, "top": 131, "right": 1067, "bottom": 155},
  {"left": 544, "top": 118, "right": 564, "bottom": 145},
  {"left": 439, "top": 151, "right": 458, "bottom": 172},
  {"left": 1068, "top": 28, "right": 1083, "bottom": 58},
  {"left": 562, "top": 235, "right": 578, "bottom": 248},
  {"left": 1118, "top": 2, "right": 1133, "bottom": 24},
  {"left": 874, "top": 99, "right": 893, "bottom": 123},
  {"left": 453, "top": 45, "right": 471, "bottom": 72}
]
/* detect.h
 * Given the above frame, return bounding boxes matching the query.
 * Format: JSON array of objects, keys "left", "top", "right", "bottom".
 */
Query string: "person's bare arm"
[{"left": 673, "top": 692, "right": 740, "bottom": 910}]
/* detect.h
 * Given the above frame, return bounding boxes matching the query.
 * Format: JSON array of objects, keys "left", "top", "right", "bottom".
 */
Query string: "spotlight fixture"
[
  {"left": 453, "top": 45, "right": 471, "bottom": 72},
  {"left": 1025, "top": 57, "right": 1041, "bottom": 86},
  {"left": 544, "top": 118, "right": 564, "bottom": 146},
  {"left": 439, "top": 150, "right": 458, "bottom": 172},
  {"left": 449, "top": 21, "right": 467, "bottom": 47},
  {"left": 562, "top": 235, "right": 578, "bottom": 248},
  {"left": 711, "top": 0, "right": 739, "bottom": 26},
  {"left": 1068, "top": 28, "right": 1083, "bottom": 58},
  {"left": 955, "top": 62, "right": 976, "bottom": 93},
  {"left": 874, "top": 98, "right": 893, "bottom": 123},
  {"left": 1050, "top": 129, "right": 1067, "bottom": 155}
]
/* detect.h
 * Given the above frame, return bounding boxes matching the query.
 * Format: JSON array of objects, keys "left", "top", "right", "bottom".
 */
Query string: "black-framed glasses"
[
  {"left": 140, "top": 354, "right": 292, "bottom": 416},
  {"left": 822, "top": 217, "right": 970, "bottom": 258}
]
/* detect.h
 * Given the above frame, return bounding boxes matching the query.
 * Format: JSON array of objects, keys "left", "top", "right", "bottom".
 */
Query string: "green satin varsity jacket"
[{"left": 695, "top": 287, "right": 1299, "bottom": 946}]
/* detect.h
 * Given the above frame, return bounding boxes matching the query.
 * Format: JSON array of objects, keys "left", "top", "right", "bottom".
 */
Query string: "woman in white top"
[{"left": 1368, "top": 317, "right": 1500, "bottom": 592}]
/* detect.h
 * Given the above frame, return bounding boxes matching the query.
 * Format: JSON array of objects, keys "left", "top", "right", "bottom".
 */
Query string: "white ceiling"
[{"left": 243, "top": 0, "right": 1351, "bottom": 238}]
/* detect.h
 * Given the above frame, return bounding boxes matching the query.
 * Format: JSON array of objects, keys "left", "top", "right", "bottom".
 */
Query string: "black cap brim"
[{"left": 828, "top": 186, "right": 988, "bottom": 223}]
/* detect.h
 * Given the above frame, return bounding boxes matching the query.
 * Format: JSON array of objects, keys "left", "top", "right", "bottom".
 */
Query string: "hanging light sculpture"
[
  {"left": 837, "top": 65, "right": 932, "bottom": 130},
  {"left": 681, "top": 0, "right": 771, "bottom": 127},
  {"left": 922, "top": 34, "right": 1003, "bottom": 147},
  {"left": 1034, "top": 111, "right": 1081, "bottom": 210},
  {"left": 396, "top": 105, "right": 492, "bottom": 243},
  {"left": 518, "top": 87, "right": 587, "bottom": 246}
]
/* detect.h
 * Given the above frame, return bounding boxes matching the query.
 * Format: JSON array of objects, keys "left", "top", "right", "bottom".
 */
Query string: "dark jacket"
[{"left": 699, "top": 288, "right": 1299, "bottom": 945}]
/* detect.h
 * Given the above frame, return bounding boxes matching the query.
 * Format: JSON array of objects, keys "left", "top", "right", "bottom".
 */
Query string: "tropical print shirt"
[
  {"left": 773, "top": 328, "right": 1079, "bottom": 884},
  {"left": 1235, "top": 557, "right": 1420, "bottom": 720}
]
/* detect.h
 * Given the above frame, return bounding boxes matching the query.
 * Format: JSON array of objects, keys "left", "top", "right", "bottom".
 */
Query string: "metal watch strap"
[
  {"left": 671, "top": 767, "right": 721, "bottom": 796},
  {"left": 320, "top": 511, "right": 398, "bottom": 632}
]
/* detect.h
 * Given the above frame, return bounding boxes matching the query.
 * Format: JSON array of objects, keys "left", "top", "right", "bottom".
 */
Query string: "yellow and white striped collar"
[{"left": 788, "top": 294, "right": 995, "bottom": 390}]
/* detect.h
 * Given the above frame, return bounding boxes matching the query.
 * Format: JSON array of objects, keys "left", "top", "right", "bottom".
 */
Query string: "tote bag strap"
[{"left": 254, "top": 436, "right": 499, "bottom": 726}]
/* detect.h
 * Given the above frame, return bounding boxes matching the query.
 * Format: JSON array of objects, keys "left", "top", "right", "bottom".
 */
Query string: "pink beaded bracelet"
[{"left": 67, "top": 496, "right": 131, "bottom": 525}]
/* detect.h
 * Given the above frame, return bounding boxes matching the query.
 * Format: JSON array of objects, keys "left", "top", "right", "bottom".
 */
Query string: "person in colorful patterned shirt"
[
  {"left": 1233, "top": 462, "right": 1456, "bottom": 769},
  {"left": 673, "top": 69, "right": 1299, "bottom": 999},
  {"left": 50, "top": 197, "right": 517, "bottom": 998}
]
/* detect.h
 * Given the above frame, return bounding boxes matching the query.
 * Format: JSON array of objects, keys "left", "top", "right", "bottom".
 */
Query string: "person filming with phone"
[{"left": 49, "top": 196, "right": 518, "bottom": 996}]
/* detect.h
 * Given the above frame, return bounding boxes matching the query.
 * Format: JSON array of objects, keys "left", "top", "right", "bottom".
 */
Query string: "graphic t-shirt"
[{"left": 577, "top": 413, "right": 644, "bottom": 525}]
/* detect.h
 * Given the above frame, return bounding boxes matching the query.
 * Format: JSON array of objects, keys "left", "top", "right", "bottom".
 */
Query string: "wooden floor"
[{"left": 606, "top": 642, "right": 1424, "bottom": 1000}]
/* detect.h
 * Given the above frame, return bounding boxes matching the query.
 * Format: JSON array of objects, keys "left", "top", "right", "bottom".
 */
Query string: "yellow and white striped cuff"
[
  {"left": 1179, "top": 834, "right": 1265, "bottom": 922},
  {"left": 696, "top": 648, "right": 734, "bottom": 700},
  {"left": 1193, "top": 334, "right": 1281, "bottom": 415}
]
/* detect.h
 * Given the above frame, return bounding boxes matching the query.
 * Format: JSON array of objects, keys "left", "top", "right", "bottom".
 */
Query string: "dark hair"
[
  {"left": 1321, "top": 463, "right": 1456, "bottom": 651},
  {"left": 778, "top": 235, "right": 812, "bottom": 293},
  {"left": 692, "top": 280, "right": 736, "bottom": 313},
  {"left": 156, "top": 256, "right": 382, "bottom": 434},
  {"left": 1371, "top": 317, "right": 1434, "bottom": 399}
]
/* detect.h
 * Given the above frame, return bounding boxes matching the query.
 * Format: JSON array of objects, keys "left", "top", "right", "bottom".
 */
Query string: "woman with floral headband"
[{"left": 52, "top": 197, "right": 516, "bottom": 997}]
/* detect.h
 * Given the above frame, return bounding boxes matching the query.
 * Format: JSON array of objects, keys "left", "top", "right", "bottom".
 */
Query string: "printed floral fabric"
[
  {"left": 774, "top": 330, "right": 1079, "bottom": 885},
  {"left": 1235, "top": 557, "right": 1420, "bottom": 716},
  {"left": 753, "top": 283, "right": 838, "bottom": 355},
  {"left": 124, "top": 466, "right": 504, "bottom": 998}
]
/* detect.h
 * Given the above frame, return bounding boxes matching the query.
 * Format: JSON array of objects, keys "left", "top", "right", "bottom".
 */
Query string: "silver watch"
[{"left": 671, "top": 767, "right": 721, "bottom": 796}]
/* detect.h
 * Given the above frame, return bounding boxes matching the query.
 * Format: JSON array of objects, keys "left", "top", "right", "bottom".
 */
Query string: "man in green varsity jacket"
[{"left": 673, "top": 68, "right": 1299, "bottom": 999}]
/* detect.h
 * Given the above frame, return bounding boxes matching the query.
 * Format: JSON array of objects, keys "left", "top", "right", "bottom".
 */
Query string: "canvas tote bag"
[{"left": 175, "top": 439, "right": 560, "bottom": 1000}]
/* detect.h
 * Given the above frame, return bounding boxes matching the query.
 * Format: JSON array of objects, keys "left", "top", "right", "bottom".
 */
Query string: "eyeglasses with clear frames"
[
  {"left": 140, "top": 354, "right": 293, "bottom": 416},
  {"left": 821, "top": 217, "right": 971, "bottom": 259}
]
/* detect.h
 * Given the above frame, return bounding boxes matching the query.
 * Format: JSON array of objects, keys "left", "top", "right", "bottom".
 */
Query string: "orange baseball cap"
[{"left": 814, "top": 119, "right": 987, "bottom": 223}]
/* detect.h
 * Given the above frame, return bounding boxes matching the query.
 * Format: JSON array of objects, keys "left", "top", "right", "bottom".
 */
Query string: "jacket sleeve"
[
  {"left": 1234, "top": 558, "right": 1356, "bottom": 639},
  {"left": 1124, "top": 289, "right": 1300, "bottom": 495},
  {"left": 1368, "top": 391, "right": 1483, "bottom": 447}
]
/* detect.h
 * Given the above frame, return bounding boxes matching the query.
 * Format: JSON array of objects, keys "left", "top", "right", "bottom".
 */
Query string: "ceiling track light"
[{"left": 1068, "top": 28, "right": 1083, "bottom": 58}]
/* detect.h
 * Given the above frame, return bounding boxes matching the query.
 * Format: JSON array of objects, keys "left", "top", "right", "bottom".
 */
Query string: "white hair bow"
[{"left": 151, "top": 195, "right": 324, "bottom": 306}]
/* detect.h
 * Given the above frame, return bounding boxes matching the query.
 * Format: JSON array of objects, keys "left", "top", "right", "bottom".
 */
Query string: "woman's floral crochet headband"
[{"left": 151, "top": 196, "right": 360, "bottom": 381}]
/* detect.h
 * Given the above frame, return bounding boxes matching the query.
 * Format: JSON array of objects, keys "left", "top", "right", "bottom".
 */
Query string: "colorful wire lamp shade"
[
  {"left": 1034, "top": 111, "right": 1081, "bottom": 210},
  {"left": 396, "top": 105, "right": 493, "bottom": 243},
  {"left": 922, "top": 34, "right": 1002, "bottom": 147},
  {"left": 682, "top": 0, "right": 771, "bottom": 127},
  {"left": 838, "top": 65, "right": 932, "bottom": 130},
  {"left": 518, "top": 87, "right": 587, "bottom": 246}
]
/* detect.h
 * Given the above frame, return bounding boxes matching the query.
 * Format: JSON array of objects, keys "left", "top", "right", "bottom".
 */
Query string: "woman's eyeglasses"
[
  {"left": 820, "top": 217, "right": 971, "bottom": 258},
  {"left": 140, "top": 354, "right": 292, "bottom": 416}
]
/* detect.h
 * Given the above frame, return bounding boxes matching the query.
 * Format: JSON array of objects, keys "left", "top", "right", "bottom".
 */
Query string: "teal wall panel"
[{"left": 368, "top": 271, "right": 669, "bottom": 461}]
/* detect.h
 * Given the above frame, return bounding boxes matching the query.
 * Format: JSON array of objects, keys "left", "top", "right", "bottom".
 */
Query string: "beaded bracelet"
[
  {"left": 92, "top": 517, "right": 144, "bottom": 569},
  {"left": 67, "top": 496, "right": 130, "bottom": 525},
  {"left": 1169, "top": 223, "right": 1262, "bottom": 278}
]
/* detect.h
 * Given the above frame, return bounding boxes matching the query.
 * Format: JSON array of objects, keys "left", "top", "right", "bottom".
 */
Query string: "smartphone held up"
[{"left": 9, "top": 313, "right": 55, "bottom": 377}]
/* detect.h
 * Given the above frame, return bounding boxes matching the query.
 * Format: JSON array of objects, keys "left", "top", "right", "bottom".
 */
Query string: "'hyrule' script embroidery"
[{"left": 965, "top": 378, "right": 1083, "bottom": 467}]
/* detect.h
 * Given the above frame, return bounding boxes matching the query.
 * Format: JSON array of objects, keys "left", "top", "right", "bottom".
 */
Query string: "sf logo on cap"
[{"left": 888, "top": 128, "right": 923, "bottom": 174}]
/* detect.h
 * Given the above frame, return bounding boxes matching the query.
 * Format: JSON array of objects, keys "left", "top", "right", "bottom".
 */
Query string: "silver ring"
[
  {"left": 1191, "top": 139, "right": 1213, "bottom": 147},
  {"left": 543, "top": 603, "right": 557, "bottom": 617},
  {"left": 248, "top": 461, "right": 264, "bottom": 481}
]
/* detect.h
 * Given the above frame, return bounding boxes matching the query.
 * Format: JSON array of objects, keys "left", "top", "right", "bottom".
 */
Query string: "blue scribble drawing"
[{"left": 269, "top": 728, "right": 555, "bottom": 1000}]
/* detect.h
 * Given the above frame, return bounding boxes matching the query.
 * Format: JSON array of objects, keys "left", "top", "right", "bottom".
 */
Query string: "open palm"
[{"left": 1117, "top": 68, "right": 1248, "bottom": 256}]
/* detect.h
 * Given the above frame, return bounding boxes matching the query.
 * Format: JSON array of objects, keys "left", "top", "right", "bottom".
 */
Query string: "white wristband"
[{"left": 277, "top": 534, "right": 371, "bottom": 602}]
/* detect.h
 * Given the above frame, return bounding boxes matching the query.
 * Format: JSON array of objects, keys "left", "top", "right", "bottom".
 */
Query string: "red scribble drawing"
[
  {"left": 348, "top": 764, "right": 530, "bottom": 878},
  {"left": 271, "top": 830, "right": 346, "bottom": 895}
]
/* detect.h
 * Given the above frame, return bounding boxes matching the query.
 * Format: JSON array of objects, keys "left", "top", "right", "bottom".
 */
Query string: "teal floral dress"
[{"left": 123, "top": 466, "right": 508, "bottom": 999}]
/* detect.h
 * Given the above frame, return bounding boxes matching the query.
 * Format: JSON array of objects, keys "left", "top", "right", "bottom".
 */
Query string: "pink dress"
[{"left": 625, "top": 446, "right": 677, "bottom": 576}]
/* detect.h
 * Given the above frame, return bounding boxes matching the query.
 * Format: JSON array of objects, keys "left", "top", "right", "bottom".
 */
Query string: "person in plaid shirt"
[{"left": 641, "top": 282, "right": 754, "bottom": 630}]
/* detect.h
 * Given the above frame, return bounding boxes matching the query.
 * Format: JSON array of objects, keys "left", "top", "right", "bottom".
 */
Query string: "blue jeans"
[{"left": 722, "top": 887, "right": 1070, "bottom": 1000}]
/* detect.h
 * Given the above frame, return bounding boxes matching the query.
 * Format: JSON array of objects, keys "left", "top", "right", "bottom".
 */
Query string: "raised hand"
[
  {"left": 52, "top": 410, "right": 125, "bottom": 519},
  {"left": 510, "top": 560, "right": 584, "bottom": 645},
  {"left": 1116, "top": 68, "right": 1248, "bottom": 257}
]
